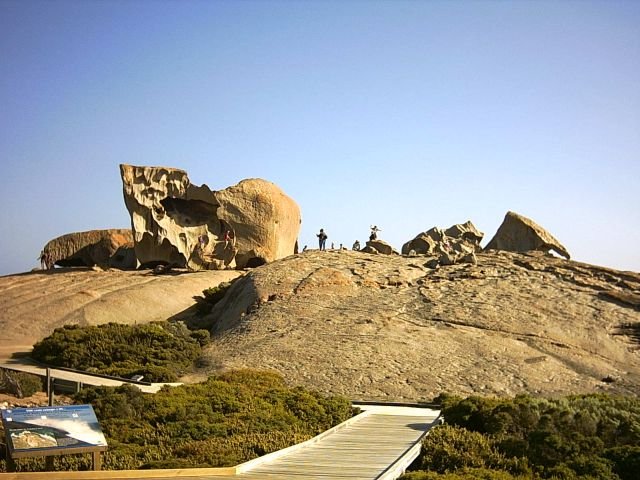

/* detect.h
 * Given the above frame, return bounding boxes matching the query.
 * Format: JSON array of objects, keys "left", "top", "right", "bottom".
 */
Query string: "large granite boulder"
[
  {"left": 485, "top": 211, "right": 570, "bottom": 259},
  {"left": 402, "top": 221, "right": 484, "bottom": 256},
  {"left": 40, "top": 229, "right": 134, "bottom": 269},
  {"left": 120, "top": 164, "right": 301, "bottom": 270}
]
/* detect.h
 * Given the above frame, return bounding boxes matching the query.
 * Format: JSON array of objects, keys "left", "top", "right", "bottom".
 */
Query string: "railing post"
[{"left": 46, "top": 368, "right": 53, "bottom": 406}]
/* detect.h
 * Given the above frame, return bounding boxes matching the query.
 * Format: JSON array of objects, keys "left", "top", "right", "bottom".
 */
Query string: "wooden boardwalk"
[
  {"left": 0, "top": 405, "right": 441, "bottom": 480},
  {"left": 236, "top": 404, "right": 441, "bottom": 479},
  {"left": 0, "top": 359, "right": 181, "bottom": 393}
]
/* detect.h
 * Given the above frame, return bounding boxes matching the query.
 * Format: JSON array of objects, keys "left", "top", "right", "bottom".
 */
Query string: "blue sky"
[{"left": 1, "top": 0, "right": 638, "bottom": 275}]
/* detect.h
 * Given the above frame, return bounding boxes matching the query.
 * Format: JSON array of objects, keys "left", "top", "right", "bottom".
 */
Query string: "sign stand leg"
[
  {"left": 6, "top": 456, "right": 16, "bottom": 472},
  {"left": 92, "top": 451, "right": 102, "bottom": 471}
]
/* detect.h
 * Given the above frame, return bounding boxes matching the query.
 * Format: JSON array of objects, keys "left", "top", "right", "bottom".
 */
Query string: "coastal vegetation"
[
  {"left": 402, "top": 393, "right": 640, "bottom": 480},
  {"left": 30, "top": 322, "right": 209, "bottom": 382},
  {"left": 0, "top": 370, "right": 354, "bottom": 472},
  {"left": 0, "top": 370, "right": 42, "bottom": 398}
]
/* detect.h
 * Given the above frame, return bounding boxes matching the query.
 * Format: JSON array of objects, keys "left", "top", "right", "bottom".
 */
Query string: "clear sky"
[{"left": 1, "top": 0, "right": 638, "bottom": 276}]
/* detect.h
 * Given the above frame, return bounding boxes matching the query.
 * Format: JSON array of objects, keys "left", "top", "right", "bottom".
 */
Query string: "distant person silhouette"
[
  {"left": 317, "top": 229, "right": 328, "bottom": 251},
  {"left": 370, "top": 225, "right": 381, "bottom": 241}
]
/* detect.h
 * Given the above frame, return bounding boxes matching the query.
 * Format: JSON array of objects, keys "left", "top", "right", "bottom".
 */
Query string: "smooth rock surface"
[
  {"left": 202, "top": 250, "right": 640, "bottom": 400},
  {"left": 0, "top": 268, "right": 241, "bottom": 353}
]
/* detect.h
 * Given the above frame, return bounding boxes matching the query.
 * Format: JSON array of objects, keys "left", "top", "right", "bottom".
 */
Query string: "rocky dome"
[{"left": 200, "top": 249, "right": 640, "bottom": 400}]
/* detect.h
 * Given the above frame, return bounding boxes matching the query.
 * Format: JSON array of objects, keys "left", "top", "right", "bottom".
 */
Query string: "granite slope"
[
  {"left": 201, "top": 250, "right": 640, "bottom": 401},
  {"left": 0, "top": 268, "right": 240, "bottom": 357}
]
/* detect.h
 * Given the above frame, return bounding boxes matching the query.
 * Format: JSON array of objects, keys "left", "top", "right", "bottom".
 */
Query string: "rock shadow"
[
  {"left": 614, "top": 322, "right": 640, "bottom": 348},
  {"left": 599, "top": 290, "right": 640, "bottom": 311}
]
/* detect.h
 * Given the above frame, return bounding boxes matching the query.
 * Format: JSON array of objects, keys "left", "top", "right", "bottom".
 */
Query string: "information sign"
[{"left": 1, "top": 405, "right": 107, "bottom": 458}]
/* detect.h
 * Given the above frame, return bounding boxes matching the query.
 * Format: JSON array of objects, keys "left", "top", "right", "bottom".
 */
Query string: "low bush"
[
  {"left": 0, "top": 370, "right": 43, "bottom": 398},
  {"left": 402, "top": 468, "right": 531, "bottom": 480},
  {"left": 404, "top": 393, "right": 640, "bottom": 480},
  {"left": 31, "top": 322, "right": 203, "bottom": 381},
  {"left": 196, "top": 281, "right": 233, "bottom": 315},
  {"left": 2, "top": 370, "right": 353, "bottom": 472}
]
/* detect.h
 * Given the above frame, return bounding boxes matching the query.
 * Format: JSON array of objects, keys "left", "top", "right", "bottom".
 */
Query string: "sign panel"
[{"left": 1, "top": 405, "right": 107, "bottom": 455}]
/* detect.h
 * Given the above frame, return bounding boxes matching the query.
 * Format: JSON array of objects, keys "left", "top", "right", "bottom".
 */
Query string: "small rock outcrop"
[
  {"left": 485, "top": 211, "right": 570, "bottom": 259},
  {"left": 402, "top": 221, "right": 484, "bottom": 256},
  {"left": 40, "top": 229, "right": 134, "bottom": 269},
  {"left": 364, "top": 239, "right": 399, "bottom": 255},
  {"left": 120, "top": 164, "right": 301, "bottom": 270}
]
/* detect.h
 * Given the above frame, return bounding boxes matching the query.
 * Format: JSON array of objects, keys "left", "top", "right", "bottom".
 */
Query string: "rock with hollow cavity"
[
  {"left": 485, "top": 211, "right": 570, "bottom": 259},
  {"left": 41, "top": 229, "right": 134, "bottom": 269},
  {"left": 120, "top": 164, "right": 301, "bottom": 270}
]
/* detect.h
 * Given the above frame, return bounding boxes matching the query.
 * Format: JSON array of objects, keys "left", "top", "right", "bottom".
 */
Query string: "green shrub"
[
  {"left": 604, "top": 446, "right": 640, "bottom": 480},
  {"left": 401, "top": 468, "right": 532, "bottom": 479},
  {"left": 189, "top": 329, "right": 211, "bottom": 347},
  {"left": 197, "top": 281, "right": 233, "bottom": 315},
  {"left": 28, "top": 369, "right": 353, "bottom": 472},
  {"left": 409, "top": 393, "right": 640, "bottom": 479},
  {"left": 414, "top": 425, "right": 527, "bottom": 474},
  {"left": 0, "top": 370, "right": 43, "bottom": 398},
  {"left": 31, "top": 321, "right": 202, "bottom": 380}
]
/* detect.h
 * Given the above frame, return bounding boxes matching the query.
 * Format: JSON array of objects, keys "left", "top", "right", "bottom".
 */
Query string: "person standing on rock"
[
  {"left": 223, "top": 230, "right": 236, "bottom": 250},
  {"left": 370, "top": 225, "right": 381, "bottom": 241},
  {"left": 317, "top": 229, "right": 328, "bottom": 251}
]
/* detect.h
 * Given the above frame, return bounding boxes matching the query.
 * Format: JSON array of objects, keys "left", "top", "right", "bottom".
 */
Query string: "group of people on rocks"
[{"left": 312, "top": 225, "right": 381, "bottom": 252}]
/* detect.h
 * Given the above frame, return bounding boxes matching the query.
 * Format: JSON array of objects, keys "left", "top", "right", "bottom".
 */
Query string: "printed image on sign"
[{"left": 1, "top": 405, "right": 107, "bottom": 454}]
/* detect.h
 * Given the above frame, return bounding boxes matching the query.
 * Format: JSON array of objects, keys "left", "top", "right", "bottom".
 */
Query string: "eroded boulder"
[
  {"left": 485, "top": 211, "right": 570, "bottom": 259},
  {"left": 40, "top": 229, "right": 134, "bottom": 269},
  {"left": 365, "top": 239, "right": 399, "bottom": 255},
  {"left": 402, "top": 221, "right": 484, "bottom": 256},
  {"left": 120, "top": 164, "right": 301, "bottom": 270}
]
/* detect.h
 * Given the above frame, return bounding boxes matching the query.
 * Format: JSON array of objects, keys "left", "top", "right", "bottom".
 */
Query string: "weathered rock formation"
[
  {"left": 120, "top": 164, "right": 301, "bottom": 270},
  {"left": 402, "top": 221, "right": 484, "bottom": 257},
  {"left": 40, "top": 229, "right": 134, "bottom": 269},
  {"left": 362, "top": 239, "right": 399, "bottom": 255},
  {"left": 485, "top": 211, "right": 570, "bottom": 259}
]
